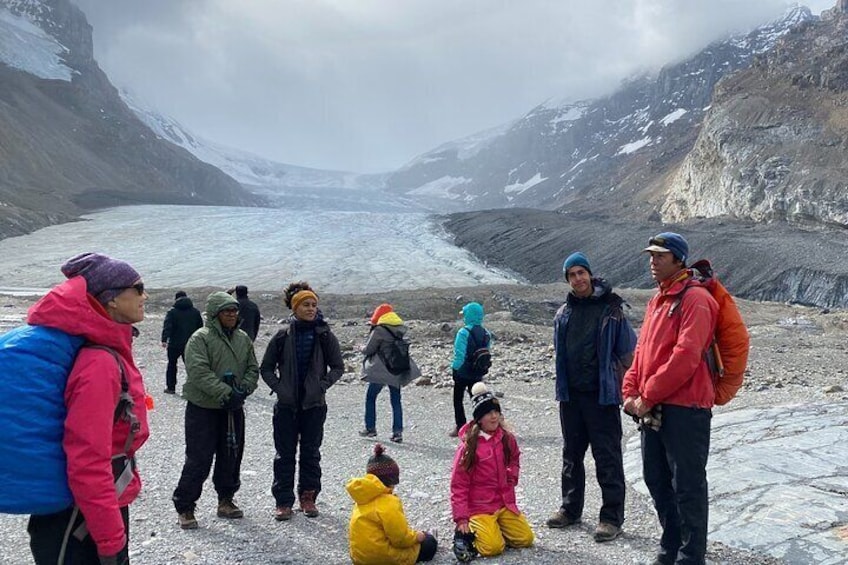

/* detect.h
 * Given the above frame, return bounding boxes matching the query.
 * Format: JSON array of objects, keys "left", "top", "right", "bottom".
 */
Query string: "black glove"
[{"left": 222, "top": 386, "right": 246, "bottom": 411}]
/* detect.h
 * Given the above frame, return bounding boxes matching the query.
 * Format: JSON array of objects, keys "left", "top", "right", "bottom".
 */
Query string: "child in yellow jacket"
[{"left": 347, "top": 444, "right": 437, "bottom": 564}]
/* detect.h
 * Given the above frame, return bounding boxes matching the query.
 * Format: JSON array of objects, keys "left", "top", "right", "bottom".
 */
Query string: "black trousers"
[
  {"left": 641, "top": 405, "right": 711, "bottom": 565},
  {"left": 172, "top": 402, "right": 245, "bottom": 513},
  {"left": 272, "top": 403, "right": 327, "bottom": 507},
  {"left": 452, "top": 380, "right": 474, "bottom": 429},
  {"left": 29, "top": 506, "right": 129, "bottom": 565},
  {"left": 558, "top": 392, "right": 625, "bottom": 527},
  {"left": 416, "top": 533, "right": 438, "bottom": 562},
  {"left": 165, "top": 346, "right": 185, "bottom": 391}
]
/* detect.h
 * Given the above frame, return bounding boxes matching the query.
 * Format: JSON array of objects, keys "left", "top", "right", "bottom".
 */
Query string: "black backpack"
[
  {"left": 463, "top": 326, "right": 491, "bottom": 378},
  {"left": 378, "top": 326, "right": 411, "bottom": 375}
]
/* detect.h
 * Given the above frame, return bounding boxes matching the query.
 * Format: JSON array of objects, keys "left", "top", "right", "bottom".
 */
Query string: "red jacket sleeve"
[
  {"left": 449, "top": 443, "right": 471, "bottom": 523},
  {"left": 621, "top": 307, "right": 649, "bottom": 399},
  {"left": 506, "top": 433, "right": 520, "bottom": 486},
  {"left": 63, "top": 350, "right": 126, "bottom": 556}
]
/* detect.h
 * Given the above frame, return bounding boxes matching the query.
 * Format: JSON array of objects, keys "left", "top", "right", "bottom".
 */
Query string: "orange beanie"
[{"left": 370, "top": 303, "right": 393, "bottom": 325}]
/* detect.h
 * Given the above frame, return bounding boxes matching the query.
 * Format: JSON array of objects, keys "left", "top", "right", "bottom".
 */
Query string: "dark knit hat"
[
  {"left": 471, "top": 382, "right": 501, "bottom": 422},
  {"left": 563, "top": 252, "right": 592, "bottom": 276},
  {"left": 366, "top": 443, "right": 400, "bottom": 487},
  {"left": 175, "top": 291, "right": 187, "bottom": 300},
  {"left": 235, "top": 285, "right": 248, "bottom": 298},
  {"left": 61, "top": 252, "right": 141, "bottom": 305}
]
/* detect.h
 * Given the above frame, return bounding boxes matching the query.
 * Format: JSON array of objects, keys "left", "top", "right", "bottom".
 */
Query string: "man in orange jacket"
[{"left": 622, "top": 232, "right": 718, "bottom": 565}]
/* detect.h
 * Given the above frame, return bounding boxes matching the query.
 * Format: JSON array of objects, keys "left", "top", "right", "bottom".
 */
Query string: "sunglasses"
[{"left": 101, "top": 282, "right": 145, "bottom": 296}]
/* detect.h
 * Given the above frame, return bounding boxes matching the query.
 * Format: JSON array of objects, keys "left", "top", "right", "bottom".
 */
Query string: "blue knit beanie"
[{"left": 562, "top": 252, "right": 592, "bottom": 276}]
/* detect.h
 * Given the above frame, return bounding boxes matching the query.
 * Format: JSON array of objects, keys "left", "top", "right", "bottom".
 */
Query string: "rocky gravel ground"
[{"left": 0, "top": 283, "right": 845, "bottom": 564}]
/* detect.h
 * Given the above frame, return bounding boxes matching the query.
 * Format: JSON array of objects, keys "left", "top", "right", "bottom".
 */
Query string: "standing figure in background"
[
  {"left": 449, "top": 302, "right": 492, "bottom": 437},
  {"left": 234, "top": 285, "right": 261, "bottom": 342},
  {"left": 546, "top": 252, "right": 637, "bottom": 543},
  {"left": 172, "top": 292, "right": 259, "bottom": 529},
  {"left": 359, "top": 303, "right": 420, "bottom": 444},
  {"left": 260, "top": 281, "right": 345, "bottom": 521},
  {"left": 161, "top": 291, "right": 204, "bottom": 394}
]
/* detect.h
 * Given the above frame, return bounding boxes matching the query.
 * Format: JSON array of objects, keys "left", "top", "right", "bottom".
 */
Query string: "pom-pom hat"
[
  {"left": 366, "top": 443, "right": 400, "bottom": 487},
  {"left": 471, "top": 382, "right": 501, "bottom": 422}
]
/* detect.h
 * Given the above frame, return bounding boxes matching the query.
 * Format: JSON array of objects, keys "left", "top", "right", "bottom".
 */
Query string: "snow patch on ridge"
[
  {"left": 0, "top": 6, "right": 72, "bottom": 81},
  {"left": 504, "top": 173, "right": 546, "bottom": 195},
  {"left": 408, "top": 176, "right": 471, "bottom": 200}
]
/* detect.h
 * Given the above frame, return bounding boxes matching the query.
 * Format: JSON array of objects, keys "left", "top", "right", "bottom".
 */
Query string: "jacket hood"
[
  {"left": 568, "top": 277, "right": 616, "bottom": 304},
  {"left": 205, "top": 291, "right": 238, "bottom": 323},
  {"left": 174, "top": 296, "right": 194, "bottom": 310},
  {"left": 376, "top": 312, "right": 404, "bottom": 326},
  {"left": 346, "top": 473, "right": 391, "bottom": 505},
  {"left": 27, "top": 276, "right": 134, "bottom": 353},
  {"left": 462, "top": 302, "right": 484, "bottom": 326}
]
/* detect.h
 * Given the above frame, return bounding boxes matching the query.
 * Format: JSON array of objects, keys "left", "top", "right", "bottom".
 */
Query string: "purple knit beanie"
[{"left": 60, "top": 252, "right": 141, "bottom": 305}]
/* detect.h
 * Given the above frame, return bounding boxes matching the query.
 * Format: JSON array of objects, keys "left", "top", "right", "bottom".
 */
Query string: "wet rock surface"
[{"left": 0, "top": 283, "right": 846, "bottom": 564}]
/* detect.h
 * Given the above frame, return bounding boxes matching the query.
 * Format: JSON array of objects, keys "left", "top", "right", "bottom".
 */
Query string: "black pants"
[
  {"left": 452, "top": 380, "right": 474, "bottom": 429},
  {"left": 29, "top": 506, "right": 129, "bottom": 565},
  {"left": 416, "top": 533, "right": 438, "bottom": 562},
  {"left": 272, "top": 403, "right": 327, "bottom": 507},
  {"left": 642, "top": 405, "right": 711, "bottom": 565},
  {"left": 558, "top": 392, "right": 625, "bottom": 527},
  {"left": 165, "top": 346, "right": 185, "bottom": 391},
  {"left": 173, "top": 402, "right": 245, "bottom": 513}
]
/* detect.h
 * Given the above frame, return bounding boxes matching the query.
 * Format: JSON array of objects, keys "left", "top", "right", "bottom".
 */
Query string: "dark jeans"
[
  {"left": 641, "top": 404, "right": 711, "bottom": 565},
  {"left": 172, "top": 402, "right": 245, "bottom": 513},
  {"left": 364, "top": 383, "right": 403, "bottom": 433},
  {"left": 272, "top": 403, "right": 327, "bottom": 507},
  {"left": 558, "top": 392, "right": 625, "bottom": 527},
  {"left": 417, "top": 533, "right": 438, "bottom": 562},
  {"left": 165, "top": 346, "right": 185, "bottom": 391},
  {"left": 29, "top": 505, "right": 129, "bottom": 565},
  {"left": 452, "top": 380, "right": 474, "bottom": 429}
]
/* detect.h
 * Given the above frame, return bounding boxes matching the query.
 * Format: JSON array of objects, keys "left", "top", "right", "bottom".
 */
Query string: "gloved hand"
[{"left": 222, "top": 386, "right": 246, "bottom": 411}]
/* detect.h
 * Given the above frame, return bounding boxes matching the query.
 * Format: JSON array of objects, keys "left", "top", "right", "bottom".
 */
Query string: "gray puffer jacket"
[{"left": 361, "top": 324, "right": 420, "bottom": 388}]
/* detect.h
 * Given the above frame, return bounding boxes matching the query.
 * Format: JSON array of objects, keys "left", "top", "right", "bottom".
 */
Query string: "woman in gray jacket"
[{"left": 359, "top": 303, "right": 420, "bottom": 443}]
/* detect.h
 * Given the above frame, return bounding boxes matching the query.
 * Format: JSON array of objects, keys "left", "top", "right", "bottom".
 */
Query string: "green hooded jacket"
[{"left": 182, "top": 291, "right": 259, "bottom": 409}]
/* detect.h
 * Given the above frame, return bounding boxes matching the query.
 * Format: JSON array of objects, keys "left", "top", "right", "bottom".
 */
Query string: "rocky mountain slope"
[
  {"left": 0, "top": 0, "right": 259, "bottom": 239},
  {"left": 384, "top": 7, "right": 814, "bottom": 215}
]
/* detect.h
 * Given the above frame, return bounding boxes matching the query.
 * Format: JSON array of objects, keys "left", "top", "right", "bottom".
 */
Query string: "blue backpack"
[{"left": 0, "top": 325, "right": 133, "bottom": 515}]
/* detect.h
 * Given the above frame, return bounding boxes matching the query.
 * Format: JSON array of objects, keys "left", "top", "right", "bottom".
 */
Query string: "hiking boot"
[
  {"left": 358, "top": 428, "right": 377, "bottom": 438},
  {"left": 546, "top": 509, "right": 580, "bottom": 529},
  {"left": 274, "top": 506, "right": 293, "bottom": 521},
  {"left": 163, "top": 388, "right": 176, "bottom": 394},
  {"left": 593, "top": 521, "right": 621, "bottom": 542},
  {"left": 178, "top": 511, "right": 198, "bottom": 530},
  {"left": 217, "top": 498, "right": 244, "bottom": 519},
  {"left": 452, "top": 530, "right": 478, "bottom": 562},
  {"left": 448, "top": 427, "right": 460, "bottom": 438},
  {"left": 299, "top": 490, "right": 319, "bottom": 517},
  {"left": 390, "top": 432, "right": 403, "bottom": 443}
]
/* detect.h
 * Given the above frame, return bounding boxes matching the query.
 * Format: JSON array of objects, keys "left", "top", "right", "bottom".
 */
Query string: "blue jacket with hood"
[
  {"left": 451, "top": 302, "right": 492, "bottom": 377},
  {"left": 554, "top": 279, "right": 637, "bottom": 405}
]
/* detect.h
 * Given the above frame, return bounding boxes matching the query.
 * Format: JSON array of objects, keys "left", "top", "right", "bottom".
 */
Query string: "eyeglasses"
[{"left": 100, "top": 282, "right": 145, "bottom": 296}]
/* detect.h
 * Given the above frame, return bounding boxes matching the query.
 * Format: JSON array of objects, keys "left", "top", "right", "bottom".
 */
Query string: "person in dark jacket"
[
  {"left": 546, "top": 252, "right": 637, "bottom": 543},
  {"left": 172, "top": 292, "right": 259, "bottom": 529},
  {"left": 161, "top": 291, "right": 204, "bottom": 394},
  {"left": 358, "top": 303, "right": 421, "bottom": 443},
  {"left": 234, "top": 285, "right": 261, "bottom": 342},
  {"left": 260, "top": 281, "right": 344, "bottom": 521}
]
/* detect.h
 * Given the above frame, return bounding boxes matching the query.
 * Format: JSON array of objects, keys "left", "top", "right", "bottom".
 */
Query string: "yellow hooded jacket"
[{"left": 347, "top": 473, "right": 420, "bottom": 565}]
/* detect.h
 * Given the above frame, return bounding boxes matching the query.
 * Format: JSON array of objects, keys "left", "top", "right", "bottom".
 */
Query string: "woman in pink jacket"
[
  {"left": 449, "top": 383, "right": 534, "bottom": 561},
  {"left": 27, "top": 253, "right": 151, "bottom": 565}
]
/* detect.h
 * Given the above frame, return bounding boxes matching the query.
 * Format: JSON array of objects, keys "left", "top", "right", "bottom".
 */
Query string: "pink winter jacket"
[
  {"left": 27, "top": 276, "right": 150, "bottom": 556},
  {"left": 450, "top": 422, "right": 521, "bottom": 523}
]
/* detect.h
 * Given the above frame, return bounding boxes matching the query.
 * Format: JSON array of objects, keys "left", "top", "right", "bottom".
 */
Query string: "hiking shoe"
[
  {"left": 546, "top": 509, "right": 580, "bottom": 529},
  {"left": 448, "top": 427, "right": 460, "bottom": 438},
  {"left": 163, "top": 388, "right": 176, "bottom": 394},
  {"left": 178, "top": 511, "right": 198, "bottom": 530},
  {"left": 593, "top": 522, "right": 621, "bottom": 542},
  {"left": 299, "top": 490, "right": 319, "bottom": 517},
  {"left": 390, "top": 432, "right": 403, "bottom": 443},
  {"left": 358, "top": 428, "right": 377, "bottom": 438},
  {"left": 217, "top": 498, "right": 244, "bottom": 519},
  {"left": 274, "top": 506, "right": 293, "bottom": 521},
  {"left": 452, "top": 530, "right": 478, "bottom": 562}
]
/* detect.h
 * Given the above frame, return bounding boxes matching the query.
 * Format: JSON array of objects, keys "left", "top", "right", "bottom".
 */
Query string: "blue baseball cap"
[{"left": 643, "top": 232, "right": 688, "bottom": 263}]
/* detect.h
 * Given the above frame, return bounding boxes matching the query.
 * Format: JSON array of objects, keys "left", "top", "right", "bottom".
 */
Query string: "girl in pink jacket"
[{"left": 449, "top": 383, "right": 534, "bottom": 560}]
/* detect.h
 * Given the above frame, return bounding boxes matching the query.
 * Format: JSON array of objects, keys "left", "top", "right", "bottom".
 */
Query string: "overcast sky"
[{"left": 74, "top": 0, "right": 834, "bottom": 173}]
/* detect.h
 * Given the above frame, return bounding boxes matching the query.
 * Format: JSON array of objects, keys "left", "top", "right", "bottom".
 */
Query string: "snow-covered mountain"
[{"left": 385, "top": 6, "right": 815, "bottom": 216}]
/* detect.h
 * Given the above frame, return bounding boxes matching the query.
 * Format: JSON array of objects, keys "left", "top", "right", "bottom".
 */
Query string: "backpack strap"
[{"left": 381, "top": 325, "right": 399, "bottom": 340}]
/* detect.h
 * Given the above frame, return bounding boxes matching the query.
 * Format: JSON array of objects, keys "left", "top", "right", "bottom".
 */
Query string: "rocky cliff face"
[
  {"left": 384, "top": 7, "right": 813, "bottom": 216},
  {"left": 0, "top": 0, "right": 259, "bottom": 238},
  {"left": 662, "top": 11, "right": 848, "bottom": 227}
]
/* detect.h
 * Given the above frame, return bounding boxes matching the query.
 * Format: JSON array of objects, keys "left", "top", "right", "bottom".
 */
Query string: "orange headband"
[{"left": 290, "top": 289, "right": 318, "bottom": 311}]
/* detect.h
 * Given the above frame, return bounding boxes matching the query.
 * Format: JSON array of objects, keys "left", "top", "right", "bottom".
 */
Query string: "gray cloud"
[{"left": 73, "top": 0, "right": 834, "bottom": 173}]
